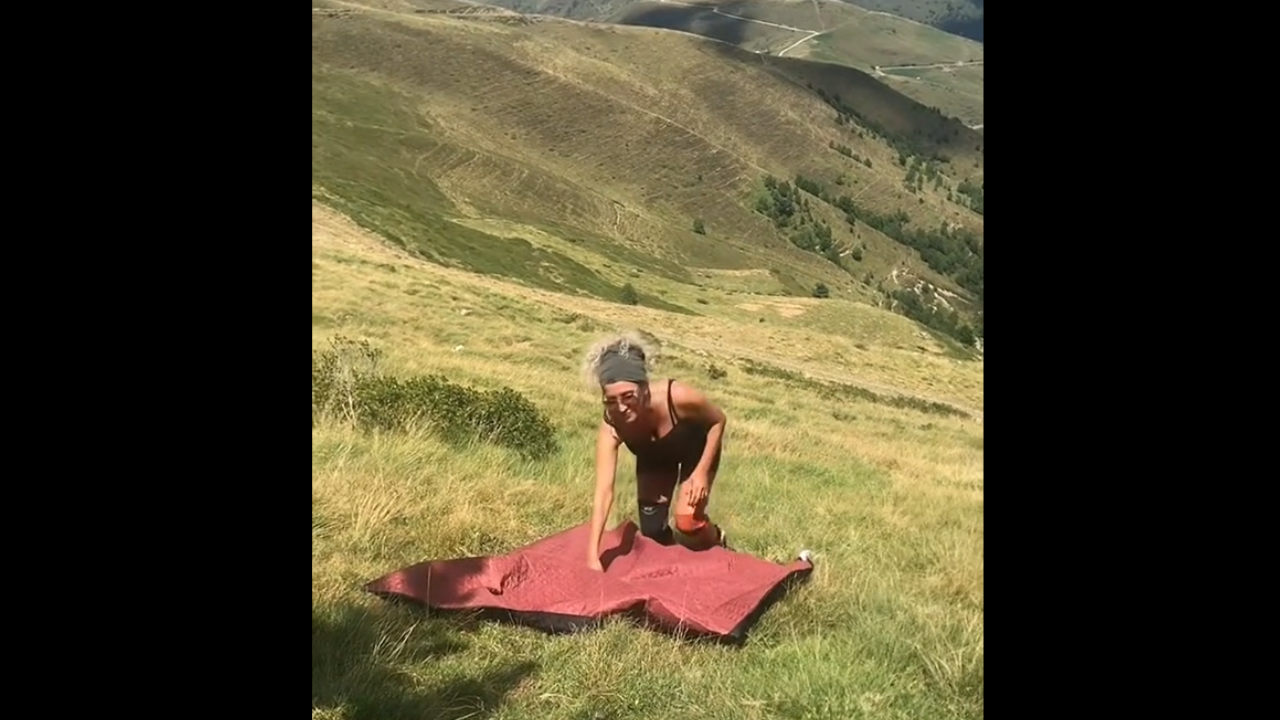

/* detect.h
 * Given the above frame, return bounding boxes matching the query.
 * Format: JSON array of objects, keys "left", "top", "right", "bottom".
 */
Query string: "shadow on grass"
[
  {"left": 616, "top": 3, "right": 752, "bottom": 47},
  {"left": 313, "top": 602, "right": 537, "bottom": 720}
]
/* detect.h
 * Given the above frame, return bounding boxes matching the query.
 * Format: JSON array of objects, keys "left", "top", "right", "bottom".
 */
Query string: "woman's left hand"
[{"left": 686, "top": 473, "right": 709, "bottom": 506}]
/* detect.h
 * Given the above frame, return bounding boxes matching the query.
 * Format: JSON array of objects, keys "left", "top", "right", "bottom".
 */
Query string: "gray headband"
[{"left": 597, "top": 346, "right": 647, "bottom": 385}]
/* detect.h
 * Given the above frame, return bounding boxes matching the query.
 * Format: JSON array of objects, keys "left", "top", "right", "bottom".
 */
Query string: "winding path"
[
  {"left": 642, "top": 4, "right": 988, "bottom": 130},
  {"left": 872, "top": 59, "right": 984, "bottom": 129},
  {"left": 873, "top": 59, "right": 984, "bottom": 75},
  {"left": 654, "top": 0, "right": 820, "bottom": 56}
]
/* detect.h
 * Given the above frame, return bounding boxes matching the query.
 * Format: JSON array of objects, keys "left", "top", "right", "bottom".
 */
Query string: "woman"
[{"left": 582, "top": 332, "right": 729, "bottom": 571}]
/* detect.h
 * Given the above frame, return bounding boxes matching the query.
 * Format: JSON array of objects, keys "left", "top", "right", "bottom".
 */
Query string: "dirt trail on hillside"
[
  {"left": 653, "top": 0, "right": 820, "bottom": 56},
  {"left": 874, "top": 59, "right": 983, "bottom": 74}
]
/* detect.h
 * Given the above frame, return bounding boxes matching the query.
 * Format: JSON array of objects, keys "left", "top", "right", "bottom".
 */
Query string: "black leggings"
[
  {"left": 635, "top": 454, "right": 720, "bottom": 545},
  {"left": 638, "top": 499, "right": 675, "bottom": 545}
]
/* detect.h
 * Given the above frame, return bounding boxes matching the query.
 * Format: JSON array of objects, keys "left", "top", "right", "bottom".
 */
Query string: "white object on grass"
[{"left": 798, "top": 549, "right": 812, "bottom": 563}]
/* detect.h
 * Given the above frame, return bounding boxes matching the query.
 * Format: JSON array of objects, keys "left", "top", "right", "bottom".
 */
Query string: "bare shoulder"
[
  {"left": 669, "top": 379, "right": 719, "bottom": 418},
  {"left": 668, "top": 378, "right": 705, "bottom": 406}
]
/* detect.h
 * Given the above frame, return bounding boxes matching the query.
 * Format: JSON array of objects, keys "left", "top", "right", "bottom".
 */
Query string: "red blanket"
[{"left": 364, "top": 520, "right": 813, "bottom": 642}]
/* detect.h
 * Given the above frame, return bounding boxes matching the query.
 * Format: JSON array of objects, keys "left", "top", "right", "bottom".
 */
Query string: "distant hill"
[
  {"left": 470, "top": 0, "right": 984, "bottom": 127},
  {"left": 313, "top": 0, "right": 983, "bottom": 346},
  {"left": 835, "top": 0, "right": 983, "bottom": 42}
]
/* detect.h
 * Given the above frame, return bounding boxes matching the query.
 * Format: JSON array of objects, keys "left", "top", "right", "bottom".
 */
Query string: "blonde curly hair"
[{"left": 580, "top": 329, "right": 661, "bottom": 391}]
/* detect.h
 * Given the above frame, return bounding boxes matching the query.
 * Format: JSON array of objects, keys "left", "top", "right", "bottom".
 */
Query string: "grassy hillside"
[
  {"left": 314, "top": 0, "right": 983, "bottom": 343},
  {"left": 312, "top": 196, "right": 984, "bottom": 720},
  {"left": 313, "top": 4, "right": 982, "bottom": 718},
  {"left": 873, "top": 61, "right": 982, "bottom": 130},
  {"left": 465, "top": 0, "right": 984, "bottom": 126},
  {"left": 836, "top": 0, "right": 984, "bottom": 42}
]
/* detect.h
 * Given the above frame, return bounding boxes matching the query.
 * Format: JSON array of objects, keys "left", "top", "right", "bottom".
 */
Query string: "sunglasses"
[{"left": 603, "top": 389, "right": 642, "bottom": 408}]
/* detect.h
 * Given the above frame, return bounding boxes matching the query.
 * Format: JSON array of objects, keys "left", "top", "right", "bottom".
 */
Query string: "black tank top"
[{"left": 605, "top": 379, "right": 708, "bottom": 465}]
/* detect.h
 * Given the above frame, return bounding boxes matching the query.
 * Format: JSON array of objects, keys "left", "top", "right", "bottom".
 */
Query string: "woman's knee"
[
  {"left": 674, "top": 511, "right": 708, "bottom": 534},
  {"left": 637, "top": 499, "right": 674, "bottom": 544}
]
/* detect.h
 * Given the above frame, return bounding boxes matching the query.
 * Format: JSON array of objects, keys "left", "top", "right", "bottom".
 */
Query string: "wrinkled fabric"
[{"left": 364, "top": 520, "right": 812, "bottom": 641}]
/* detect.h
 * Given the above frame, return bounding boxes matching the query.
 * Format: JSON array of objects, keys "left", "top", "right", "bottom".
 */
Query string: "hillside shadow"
[
  {"left": 938, "top": 16, "right": 983, "bottom": 43},
  {"left": 312, "top": 602, "right": 537, "bottom": 720},
  {"left": 621, "top": 5, "right": 983, "bottom": 164},
  {"left": 740, "top": 49, "right": 982, "bottom": 161},
  {"left": 616, "top": 2, "right": 751, "bottom": 46},
  {"left": 934, "top": 0, "right": 984, "bottom": 42}
]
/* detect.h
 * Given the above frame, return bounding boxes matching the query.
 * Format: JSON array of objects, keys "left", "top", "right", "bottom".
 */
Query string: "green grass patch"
[
  {"left": 313, "top": 335, "right": 560, "bottom": 460},
  {"left": 736, "top": 358, "right": 969, "bottom": 418},
  {"left": 539, "top": 219, "right": 696, "bottom": 285},
  {"left": 769, "top": 268, "right": 813, "bottom": 296}
]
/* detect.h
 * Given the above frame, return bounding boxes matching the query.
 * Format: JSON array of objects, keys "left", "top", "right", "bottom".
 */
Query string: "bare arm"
[
  {"left": 587, "top": 419, "right": 622, "bottom": 566},
  {"left": 673, "top": 382, "right": 726, "bottom": 477}
]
